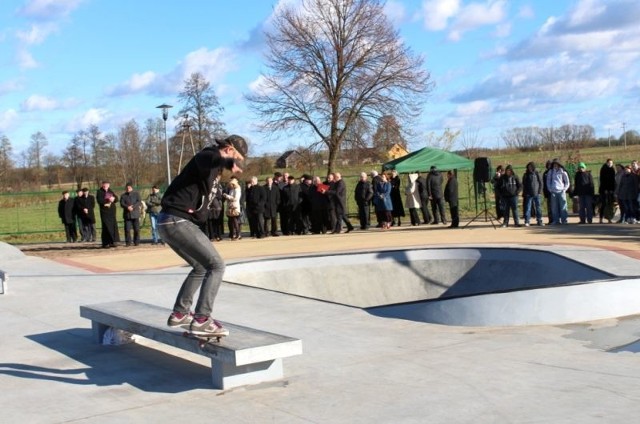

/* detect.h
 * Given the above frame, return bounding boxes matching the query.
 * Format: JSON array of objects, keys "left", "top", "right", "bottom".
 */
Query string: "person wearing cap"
[
  {"left": 97, "top": 181, "right": 120, "bottom": 248},
  {"left": 159, "top": 134, "right": 246, "bottom": 338},
  {"left": 545, "top": 159, "right": 570, "bottom": 225},
  {"left": 573, "top": 162, "right": 595, "bottom": 224},
  {"left": 120, "top": 182, "right": 143, "bottom": 246},
  {"left": 76, "top": 187, "right": 96, "bottom": 242}
]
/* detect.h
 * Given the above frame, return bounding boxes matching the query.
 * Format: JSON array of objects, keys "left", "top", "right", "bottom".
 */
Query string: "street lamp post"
[{"left": 156, "top": 103, "right": 173, "bottom": 184}]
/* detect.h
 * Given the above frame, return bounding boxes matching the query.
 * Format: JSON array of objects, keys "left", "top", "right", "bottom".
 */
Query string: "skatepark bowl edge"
[{"left": 224, "top": 247, "right": 640, "bottom": 326}]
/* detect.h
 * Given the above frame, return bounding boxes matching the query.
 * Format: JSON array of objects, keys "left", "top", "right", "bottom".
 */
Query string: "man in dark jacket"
[
  {"left": 598, "top": 159, "right": 616, "bottom": 223},
  {"left": 522, "top": 162, "right": 544, "bottom": 226},
  {"left": 75, "top": 187, "right": 96, "bottom": 242},
  {"left": 97, "top": 181, "right": 120, "bottom": 248},
  {"left": 354, "top": 172, "right": 373, "bottom": 230},
  {"left": 329, "top": 172, "right": 354, "bottom": 233},
  {"left": 416, "top": 172, "right": 431, "bottom": 224},
  {"left": 499, "top": 165, "right": 522, "bottom": 227},
  {"left": 573, "top": 162, "right": 595, "bottom": 224},
  {"left": 120, "top": 182, "right": 142, "bottom": 246},
  {"left": 444, "top": 171, "right": 459, "bottom": 228},
  {"left": 159, "top": 134, "right": 246, "bottom": 338},
  {"left": 245, "top": 176, "right": 267, "bottom": 238},
  {"left": 58, "top": 191, "right": 77, "bottom": 242},
  {"left": 263, "top": 177, "right": 281, "bottom": 236},
  {"left": 427, "top": 166, "right": 447, "bottom": 225},
  {"left": 280, "top": 175, "right": 300, "bottom": 235}
]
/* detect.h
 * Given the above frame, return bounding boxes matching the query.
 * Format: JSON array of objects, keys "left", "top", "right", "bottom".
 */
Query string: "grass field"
[{"left": 2, "top": 144, "right": 638, "bottom": 244}]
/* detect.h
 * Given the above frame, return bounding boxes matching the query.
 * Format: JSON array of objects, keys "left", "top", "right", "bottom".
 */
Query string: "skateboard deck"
[{"left": 182, "top": 331, "right": 226, "bottom": 346}]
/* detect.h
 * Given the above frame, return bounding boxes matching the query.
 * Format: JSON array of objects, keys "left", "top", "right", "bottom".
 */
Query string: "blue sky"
[{"left": 1, "top": 0, "right": 639, "bottom": 159}]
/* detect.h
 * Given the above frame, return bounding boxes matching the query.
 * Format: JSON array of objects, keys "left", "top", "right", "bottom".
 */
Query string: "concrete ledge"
[
  {"left": 0, "top": 270, "right": 5, "bottom": 294},
  {"left": 80, "top": 300, "right": 302, "bottom": 389}
]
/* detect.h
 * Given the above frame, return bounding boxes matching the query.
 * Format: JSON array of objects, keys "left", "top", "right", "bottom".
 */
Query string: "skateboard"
[{"left": 182, "top": 331, "right": 226, "bottom": 347}]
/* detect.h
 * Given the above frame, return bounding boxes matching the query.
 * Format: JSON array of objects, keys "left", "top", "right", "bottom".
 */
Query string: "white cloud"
[
  {"left": 455, "top": 100, "right": 493, "bottom": 116},
  {"left": 108, "top": 47, "right": 237, "bottom": 97},
  {"left": 385, "top": 1, "right": 407, "bottom": 26},
  {"left": 518, "top": 4, "right": 534, "bottom": 19},
  {"left": 65, "top": 108, "right": 110, "bottom": 133},
  {"left": 448, "top": 0, "right": 507, "bottom": 41},
  {"left": 15, "top": 23, "right": 58, "bottom": 45},
  {"left": 421, "top": 0, "right": 460, "bottom": 31},
  {"left": 16, "top": 48, "right": 38, "bottom": 69},
  {"left": 18, "top": 0, "right": 84, "bottom": 19},
  {"left": 0, "top": 109, "right": 19, "bottom": 131},
  {"left": 568, "top": 0, "right": 607, "bottom": 28},
  {"left": 21, "top": 94, "right": 58, "bottom": 111}
]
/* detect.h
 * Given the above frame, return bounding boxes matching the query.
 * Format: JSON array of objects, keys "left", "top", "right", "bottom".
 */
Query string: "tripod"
[
  {"left": 178, "top": 115, "right": 196, "bottom": 171},
  {"left": 464, "top": 181, "right": 498, "bottom": 229}
]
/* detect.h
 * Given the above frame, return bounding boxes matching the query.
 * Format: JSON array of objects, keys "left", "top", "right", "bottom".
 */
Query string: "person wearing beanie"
[{"left": 573, "top": 162, "right": 595, "bottom": 224}]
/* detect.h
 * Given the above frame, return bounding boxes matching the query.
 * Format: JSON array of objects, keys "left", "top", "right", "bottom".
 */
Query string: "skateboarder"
[{"left": 159, "top": 135, "right": 247, "bottom": 337}]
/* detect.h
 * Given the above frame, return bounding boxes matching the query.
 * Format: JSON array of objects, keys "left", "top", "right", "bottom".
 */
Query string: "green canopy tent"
[{"left": 382, "top": 147, "right": 474, "bottom": 173}]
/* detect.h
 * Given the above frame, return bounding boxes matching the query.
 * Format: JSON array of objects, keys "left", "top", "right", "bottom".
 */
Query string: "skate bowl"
[{"left": 224, "top": 247, "right": 640, "bottom": 326}]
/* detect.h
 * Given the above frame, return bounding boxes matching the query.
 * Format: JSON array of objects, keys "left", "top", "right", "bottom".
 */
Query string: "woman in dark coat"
[
  {"left": 373, "top": 173, "right": 393, "bottom": 230},
  {"left": 389, "top": 170, "right": 405, "bottom": 226},
  {"left": 96, "top": 181, "right": 120, "bottom": 248}
]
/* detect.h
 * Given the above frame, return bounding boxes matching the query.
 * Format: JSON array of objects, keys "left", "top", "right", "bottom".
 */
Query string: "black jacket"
[
  {"left": 161, "top": 147, "right": 236, "bottom": 224},
  {"left": 264, "top": 183, "right": 281, "bottom": 218},
  {"left": 246, "top": 184, "right": 267, "bottom": 214},
  {"left": 599, "top": 164, "right": 616, "bottom": 193},
  {"left": 522, "top": 162, "right": 543, "bottom": 197},
  {"left": 427, "top": 171, "right": 443, "bottom": 199},
  {"left": 573, "top": 170, "right": 594, "bottom": 196},
  {"left": 58, "top": 198, "right": 76, "bottom": 224},
  {"left": 354, "top": 180, "right": 373, "bottom": 205},
  {"left": 444, "top": 176, "right": 458, "bottom": 206}
]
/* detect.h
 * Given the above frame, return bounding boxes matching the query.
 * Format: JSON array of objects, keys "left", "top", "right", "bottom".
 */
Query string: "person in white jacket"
[
  {"left": 405, "top": 173, "right": 421, "bottom": 226},
  {"left": 545, "top": 158, "right": 570, "bottom": 225}
]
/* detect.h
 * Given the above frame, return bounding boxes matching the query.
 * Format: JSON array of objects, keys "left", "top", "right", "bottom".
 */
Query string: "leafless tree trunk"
[{"left": 246, "top": 0, "right": 433, "bottom": 175}]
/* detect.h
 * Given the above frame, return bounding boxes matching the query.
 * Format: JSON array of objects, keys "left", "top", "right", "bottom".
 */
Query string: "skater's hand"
[{"left": 232, "top": 163, "right": 243, "bottom": 174}]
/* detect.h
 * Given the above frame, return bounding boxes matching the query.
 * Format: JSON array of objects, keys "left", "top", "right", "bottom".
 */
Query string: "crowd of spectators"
[{"left": 57, "top": 157, "right": 639, "bottom": 245}]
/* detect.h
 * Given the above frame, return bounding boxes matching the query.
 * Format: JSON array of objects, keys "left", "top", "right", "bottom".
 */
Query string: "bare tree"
[
  {"left": 62, "top": 133, "right": 87, "bottom": 189},
  {"left": 0, "top": 135, "right": 14, "bottom": 191},
  {"left": 501, "top": 127, "right": 541, "bottom": 151},
  {"left": 425, "top": 128, "right": 460, "bottom": 151},
  {"left": 246, "top": 0, "right": 433, "bottom": 175},
  {"left": 458, "top": 129, "right": 485, "bottom": 158},
  {"left": 177, "top": 72, "right": 226, "bottom": 150},
  {"left": 372, "top": 115, "right": 406, "bottom": 160},
  {"left": 27, "top": 131, "right": 48, "bottom": 187},
  {"left": 115, "top": 120, "right": 145, "bottom": 185}
]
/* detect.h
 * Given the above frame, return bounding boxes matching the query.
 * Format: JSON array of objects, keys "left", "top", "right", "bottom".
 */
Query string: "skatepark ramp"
[{"left": 224, "top": 247, "right": 640, "bottom": 326}]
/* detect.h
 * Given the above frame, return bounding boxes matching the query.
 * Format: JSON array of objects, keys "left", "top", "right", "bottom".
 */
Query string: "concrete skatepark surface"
[{"left": 3, "top": 219, "right": 640, "bottom": 423}]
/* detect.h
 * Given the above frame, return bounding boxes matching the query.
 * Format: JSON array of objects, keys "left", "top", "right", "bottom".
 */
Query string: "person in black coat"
[
  {"left": 120, "top": 182, "right": 142, "bottom": 246},
  {"left": 598, "top": 158, "right": 616, "bottom": 223},
  {"left": 75, "top": 187, "right": 96, "bottom": 242},
  {"left": 245, "top": 176, "right": 267, "bottom": 238},
  {"left": 97, "top": 181, "right": 120, "bottom": 248},
  {"left": 389, "top": 170, "right": 405, "bottom": 226},
  {"left": 573, "top": 162, "right": 595, "bottom": 224},
  {"left": 280, "top": 176, "right": 300, "bottom": 235},
  {"left": 58, "top": 191, "right": 77, "bottom": 242},
  {"left": 427, "top": 166, "right": 447, "bottom": 225},
  {"left": 354, "top": 172, "right": 374, "bottom": 230},
  {"left": 416, "top": 173, "right": 431, "bottom": 224},
  {"left": 444, "top": 170, "right": 459, "bottom": 228},
  {"left": 328, "top": 172, "right": 354, "bottom": 233},
  {"left": 310, "top": 176, "right": 331, "bottom": 234},
  {"left": 263, "top": 177, "right": 281, "bottom": 236}
]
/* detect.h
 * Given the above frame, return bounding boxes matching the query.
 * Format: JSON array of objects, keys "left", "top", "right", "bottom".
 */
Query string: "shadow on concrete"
[{"left": 0, "top": 328, "right": 212, "bottom": 392}]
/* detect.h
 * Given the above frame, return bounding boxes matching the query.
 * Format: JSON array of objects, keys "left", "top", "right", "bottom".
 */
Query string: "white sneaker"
[{"left": 524, "top": 223, "right": 530, "bottom": 227}]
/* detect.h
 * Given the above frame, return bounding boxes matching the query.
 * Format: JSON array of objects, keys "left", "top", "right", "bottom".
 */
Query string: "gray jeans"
[{"left": 158, "top": 212, "right": 225, "bottom": 318}]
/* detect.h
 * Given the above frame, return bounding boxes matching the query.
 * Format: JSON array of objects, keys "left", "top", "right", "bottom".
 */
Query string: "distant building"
[
  {"left": 275, "top": 150, "right": 298, "bottom": 169},
  {"left": 386, "top": 143, "right": 409, "bottom": 160}
]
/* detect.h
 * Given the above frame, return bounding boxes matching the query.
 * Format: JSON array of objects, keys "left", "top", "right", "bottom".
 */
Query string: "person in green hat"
[{"left": 573, "top": 162, "right": 595, "bottom": 224}]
